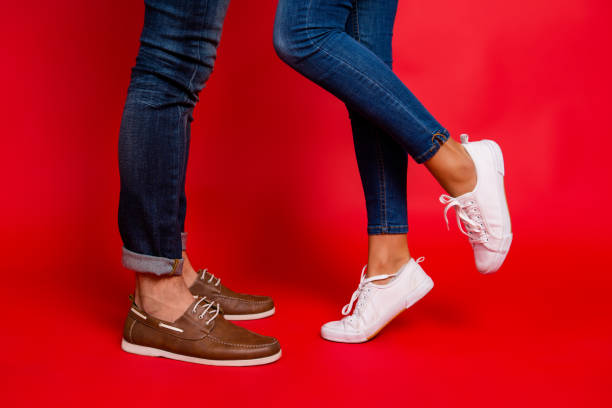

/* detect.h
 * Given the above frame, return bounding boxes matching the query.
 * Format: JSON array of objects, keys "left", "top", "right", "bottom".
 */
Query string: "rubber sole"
[
  {"left": 224, "top": 307, "right": 275, "bottom": 321},
  {"left": 121, "top": 339, "right": 282, "bottom": 367},
  {"left": 320, "top": 276, "right": 434, "bottom": 344}
]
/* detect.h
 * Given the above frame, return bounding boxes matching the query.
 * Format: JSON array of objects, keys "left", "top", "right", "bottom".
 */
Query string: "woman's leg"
[
  {"left": 272, "top": 0, "right": 436, "bottom": 343},
  {"left": 273, "top": 0, "right": 480, "bottom": 194},
  {"left": 274, "top": 0, "right": 511, "bottom": 275},
  {"left": 343, "top": 0, "right": 411, "bottom": 280},
  {"left": 275, "top": 0, "right": 511, "bottom": 343},
  {"left": 273, "top": 0, "right": 450, "bottom": 164}
]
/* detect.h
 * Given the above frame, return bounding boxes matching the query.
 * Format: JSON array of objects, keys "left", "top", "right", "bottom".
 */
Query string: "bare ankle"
[
  {"left": 181, "top": 251, "right": 198, "bottom": 287},
  {"left": 367, "top": 256, "right": 411, "bottom": 278},
  {"left": 425, "top": 138, "right": 477, "bottom": 197},
  {"left": 134, "top": 273, "right": 194, "bottom": 322},
  {"left": 447, "top": 159, "right": 476, "bottom": 196},
  {"left": 366, "top": 234, "right": 411, "bottom": 283}
]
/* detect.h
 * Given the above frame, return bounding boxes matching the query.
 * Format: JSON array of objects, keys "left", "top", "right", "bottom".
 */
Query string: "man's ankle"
[
  {"left": 134, "top": 273, "right": 195, "bottom": 322},
  {"left": 181, "top": 251, "right": 199, "bottom": 287}
]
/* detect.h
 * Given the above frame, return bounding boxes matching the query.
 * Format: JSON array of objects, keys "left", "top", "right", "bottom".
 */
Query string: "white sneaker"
[
  {"left": 320, "top": 258, "right": 434, "bottom": 343},
  {"left": 439, "top": 134, "right": 513, "bottom": 274}
]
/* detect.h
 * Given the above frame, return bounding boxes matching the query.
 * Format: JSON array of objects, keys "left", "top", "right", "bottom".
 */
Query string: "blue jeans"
[
  {"left": 118, "top": 0, "right": 230, "bottom": 276},
  {"left": 273, "top": 0, "right": 450, "bottom": 234}
]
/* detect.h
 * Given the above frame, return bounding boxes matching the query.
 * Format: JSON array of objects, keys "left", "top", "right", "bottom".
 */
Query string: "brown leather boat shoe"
[
  {"left": 121, "top": 297, "right": 281, "bottom": 366},
  {"left": 188, "top": 268, "right": 275, "bottom": 320}
]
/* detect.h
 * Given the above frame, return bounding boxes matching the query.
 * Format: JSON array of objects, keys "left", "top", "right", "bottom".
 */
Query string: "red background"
[{"left": 2, "top": 0, "right": 611, "bottom": 406}]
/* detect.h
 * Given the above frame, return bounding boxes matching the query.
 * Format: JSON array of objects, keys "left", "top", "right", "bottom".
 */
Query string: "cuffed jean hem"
[
  {"left": 367, "top": 225, "right": 409, "bottom": 235},
  {"left": 122, "top": 247, "right": 184, "bottom": 276},
  {"left": 413, "top": 130, "right": 451, "bottom": 164},
  {"left": 181, "top": 232, "right": 187, "bottom": 251}
]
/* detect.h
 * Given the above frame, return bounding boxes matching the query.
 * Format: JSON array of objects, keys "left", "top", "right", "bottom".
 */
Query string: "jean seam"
[
  {"left": 414, "top": 130, "right": 449, "bottom": 163},
  {"left": 306, "top": 0, "right": 315, "bottom": 49},
  {"left": 375, "top": 136, "right": 387, "bottom": 229},
  {"left": 171, "top": 104, "right": 184, "bottom": 255},
  {"left": 187, "top": 0, "right": 209, "bottom": 104},
  {"left": 354, "top": 0, "right": 360, "bottom": 41},
  {"left": 368, "top": 224, "right": 409, "bottom": 235}
]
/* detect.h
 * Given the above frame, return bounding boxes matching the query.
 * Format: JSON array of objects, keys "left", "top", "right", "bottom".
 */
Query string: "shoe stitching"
[
  {"left": 211, "top": 294, "right": 270, "bottom": 304},
  {"left": 206, "top": 335, "right": 279, "bottom": 348},
  {"left": 126, "top": 311, "right": 277, "bottom": 349},
  {"left": 128, "top": 319, "right": 137, "bottom": 343},
  {"left": 129, "top": 312, "right": 207, "bottom": 337}
]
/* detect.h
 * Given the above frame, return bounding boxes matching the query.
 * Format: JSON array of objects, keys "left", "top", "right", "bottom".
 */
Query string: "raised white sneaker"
[
  {"left": 439, "top": 134, "right": 513, "bottom": 274},
  {"left": 320, "top": 258, "right": 434, "bottom": 343}
]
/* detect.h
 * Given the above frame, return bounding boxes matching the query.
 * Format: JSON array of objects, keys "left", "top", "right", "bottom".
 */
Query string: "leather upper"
[
  {"left": 123, "top": 298, "right": 280, "bottom": 361},
  {"left": 189, "top": 269, "right": 275, "bottom": 315}
]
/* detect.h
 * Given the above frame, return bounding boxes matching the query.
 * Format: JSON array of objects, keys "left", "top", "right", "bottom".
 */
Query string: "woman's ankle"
[
  {"left": 367, "top": 234, "right": 411, "bottom": 278},
  {"left": 367, "top": 256, "right": 411, "bottom": 279},
  {"left": 425, "top": 137, "right": 477, "bottom": 197}
]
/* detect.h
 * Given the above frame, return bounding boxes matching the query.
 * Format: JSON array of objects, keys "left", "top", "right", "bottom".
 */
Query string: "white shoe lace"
[
  {"left": 200, "top": 268, "right": 221, "bottom": 287},
  {"left": 192, "top": 296, "right": 220, "bottom": 325},
  {"left": 341, "top": 265, "right": 399, "bottom": 320},
  {"left": 439, "top": 194, "right": 489, "bottom": 244}
]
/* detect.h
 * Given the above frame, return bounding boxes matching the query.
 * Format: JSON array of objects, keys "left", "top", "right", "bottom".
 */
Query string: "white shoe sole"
[
  {"left": 121, "top": 339, "right": 282, "bottom": 367},
  {"left": 320, "top": 276, "right": 434, "bottom": 343},
  {"left": 224, "top": 307, "right": 275, "bottom": 321}
]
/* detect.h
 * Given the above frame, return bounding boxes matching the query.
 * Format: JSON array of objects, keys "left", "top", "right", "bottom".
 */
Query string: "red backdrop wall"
[{"left": 1, "top": 0, "right": 610, "bottom": 406}]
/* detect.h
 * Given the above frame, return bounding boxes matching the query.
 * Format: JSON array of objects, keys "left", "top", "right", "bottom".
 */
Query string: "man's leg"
[
  {"left": 118, "top": 0, "right": 231, "bottom": 321},
  {"left": 118, "top": 0, "right": 281, "bottom": 366},
  {"left": 171, "top": 59, "right": 275, "bottom": 322}
]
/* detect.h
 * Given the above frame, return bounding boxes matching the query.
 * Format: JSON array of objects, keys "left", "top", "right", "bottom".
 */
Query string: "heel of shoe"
[
  {"left": 405, "top": 276, "right": 434, "bottom": 309},
  {"left": 485, "top": 140, "right": 505, "bottom": 176},
  {"left": 121, "top": 338, "right": 160, "bottom": 357}
]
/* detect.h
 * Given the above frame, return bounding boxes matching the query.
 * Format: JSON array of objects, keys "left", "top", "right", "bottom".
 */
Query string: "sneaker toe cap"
[
  {"left": 321, "top": 320, "right": 364, "bottom": 342},
  {"left": 321, "top": 320, "right": 344, "bottom": 333},
  {"left": 474, "top": 243, "right": 510, "bottom": 274}
]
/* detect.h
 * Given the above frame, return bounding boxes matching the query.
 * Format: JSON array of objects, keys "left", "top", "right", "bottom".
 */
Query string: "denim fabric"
[
  {"left": 273, "top": 0, "right": 450, "bottom": 234},
  {"left": 118, "top": 0, "right": 230, "bottom": 275}
]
